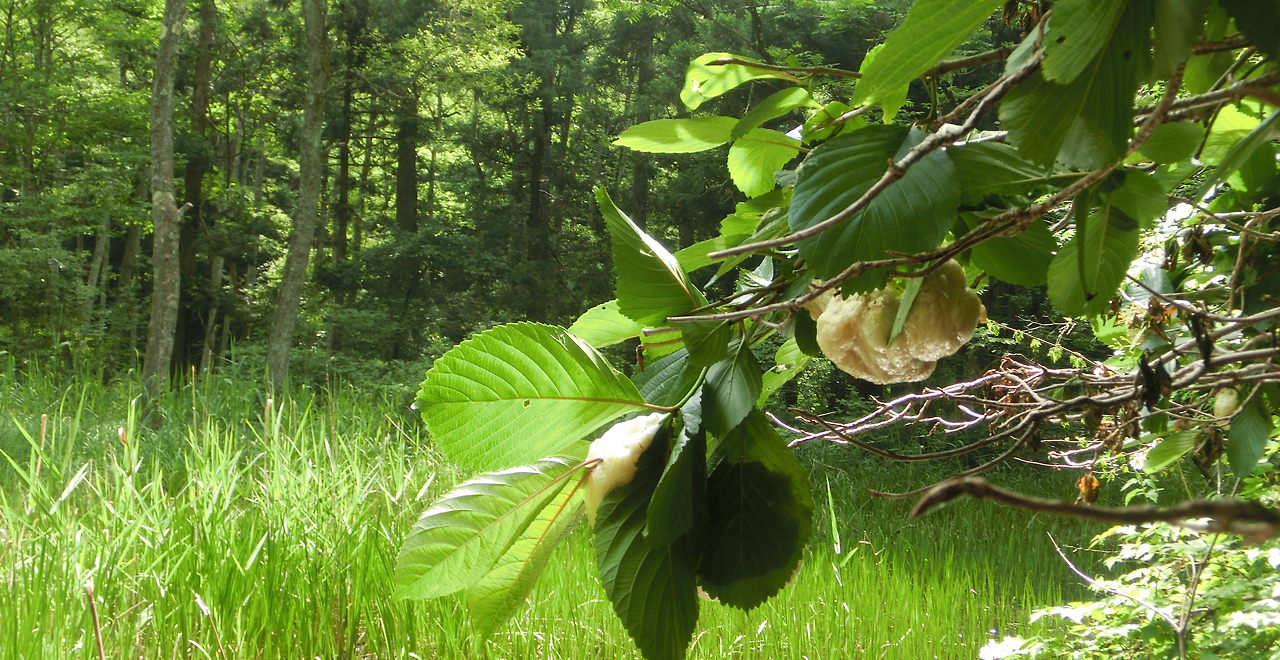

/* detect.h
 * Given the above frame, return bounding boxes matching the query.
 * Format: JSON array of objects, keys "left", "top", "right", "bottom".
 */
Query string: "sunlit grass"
[{"left": 0, "top": 359, "right": 1098, "bottom": 659}]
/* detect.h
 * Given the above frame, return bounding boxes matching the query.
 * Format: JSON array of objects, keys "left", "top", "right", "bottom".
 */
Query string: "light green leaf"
[
  {"left": 569, "top": 300, "right": 642, "bottom": 348},
  {"left": 758, "top": 338, "right": 813, "bottom": 406},
  {"left": 700, "top": 410, "right": 813, "bottom": 610},
  {"left": 732, "top": 87, "right": 813, "bottom": 140},
  {"left": 1228, "top": 399, "right": 1274, "bottom": 477},
  {"left": 1047, "top": 208, "right": 1139, "bottom": 317},
  {"left": 889, "top": 277, "right": 924, "bottom": 345},
  {"left": 1201, "top": 103, "right": 1263, "bottom": 165},
  {"left": 394, "top": 458, "right": 587, "bottom": 600},
  {"left": 970, "top": 218, "right": 1057, "bottom": 286},
  {"left": 417, "top": 323, "right": 652, "bottom": 473},
  {"left": 614, "top": 117, "right": 738, "bottom": 154},
  {"left": 1153, "top": 0, "right": 1210, "bottom": 79},
  {"left": 790, "top": 125, "right": 959, "bottom": 281},
  {"left": 803, "top": 101, "right": 861, "bottom": 143},
  {"left": 1042, "top": 0, "right": 1129, "bottom": 84},
  {"left": 1108, "top": 170, "right": 1169, "bottom": 228},
  {"left": 675, "top": 234, "right": 751, "bottom": 272},
  {"left": 858, "top": 43, "right": 909, "bottom": 122},
  {"left": 599, "top": 188, "right": 705, "bottom": 327},
  {"left": 595, "top": 440, "right": 700, "bottom": 660},
  {"left": 703, "top": 341, "right": 763, "bottom": 438},
  {"left": 468, "top": 479, "right": 585, "bottom": 635},
  {"left": 682, "top": 52, "right": 798, "bottom": 112},
  {"left": 948, "top": 142, "right": 1060, "bottom": 203},
  {"left": 1195, "top": 108, "right": 1280, "bottom": 200},
  {"left": 728, "top": 128, "right": 802, "bottom": 198},
  {"left": 634, "top": 348, "right": 702, "bottom": 409},
  {"left": 646, "top": 390, "right": 707, "bottom": 547},
  {"left": 850, "top": 0, "right": 1007, "bottom": 109},
  {"left": 1142, "top": 430, "right": 1200, "bottom": 472},
  {"left": 1137, "top": 121, "right": 1203, "bottom": 164}
]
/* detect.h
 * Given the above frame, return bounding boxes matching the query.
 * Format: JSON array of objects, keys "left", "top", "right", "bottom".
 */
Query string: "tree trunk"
[
  {"left": 141, "top": 0, "right": 189, "bottom": 400},
  {"left": 266, "top": 0, "right": 328, "bottom": 391},
  {"left": 334, "top": 82, "right": 351, "bottom": 262},
  {"left": 395, "top": 94, "right": 418, "bottom": 233},
  {"left": 630, "top": 19, "right": 656, "bottom": 231},
  {"left": 80, "top": 215, "right": 110, "bottom": 331}
]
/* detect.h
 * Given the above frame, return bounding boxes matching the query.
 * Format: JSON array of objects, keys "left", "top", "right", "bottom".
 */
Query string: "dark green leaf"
[
  {"left": 1228, "top": 399, "right": 1274, "bottom": 477},
  {"left": 1153, "top": 0, "right": 1210, "bottom": 78},
  {"left": 789, "top": 125, "right": 959, "bottom": 280},
  {"left": 646, "top": 390, "right": 708, "bottom": 547},
  {"left": 595, "top": 440, "right": 699, "bottom": 660},
  {"left": 970, "top": 219, "right": 1057, "bottom": 287},
  {"left": 417, "top": 323, "right": 651, "bottom": 473},
  {"left": 682, "top": 52, "right": 798, "bottom": 111},
  {"left": 700, "top": 410, "right": 813, "bottom": 610},
  {"left": 728, "top": 128, "right": 803, "bottom": 198},
  {"left": 1236, "top": 142, "right": 1277, "bottom": 194},
  {"left": 1219, "top": 0, "right": 1280, "bottom": 61},
  {"left": 793, "top": 309, "right": 821, "bottom": 357},
  {"left": 1047, "top": 207, "right": 1140, "bottom": 317},
  {"left": 1138, "top": 121, "right": 1203, "bottom": 164},
  {"left": 947, "top": 142, "right": 1057, "bottom": 203},
  {"left": 1042, "top": 0, "right": 1129, "bottom": 84},
  {"left": 599, "top": 188, "right": 705, "bottom": 327},
  {"left": 683, "top": 321, "right": 733, "bottom": 370},
  {"left": 569, "top": 300, "right": 642, "bottom": 348},
  {"left": 732, "top": 88, "right": 813, "bottom": 140},
  {"left": 1108, "top": 170, "right": 1169, "bottom": 228},
  {"left": 703, "top": 341, "right": 763, "bottom": 438},
  {"left": 634, "top": 348, "right": 702, "bottom": 409},
  {"left": 614, "top": 117, "right": 738, "bottom": 154}
]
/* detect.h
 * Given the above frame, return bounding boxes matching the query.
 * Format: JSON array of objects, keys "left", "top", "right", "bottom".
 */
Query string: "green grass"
[{"left": 0, "top": 359, "right": 1101, "bottom": 659}]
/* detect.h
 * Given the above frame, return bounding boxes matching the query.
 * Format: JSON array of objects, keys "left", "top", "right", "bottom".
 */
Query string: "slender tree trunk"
[
  {"left": 395, "top": 94, "right": 418, "bottom": 233},
  {"left": 630, "top": 19, "right": 656, "bottom": 231},
  {"left": 141, "top": 0, "right": 189, "bottom": 399},
  {"left": 201, "top": 255, "right": 223, "bottom": 370},
  {"left": 80, "top": 215, "right": 110, "bottom": 330},
  {"left": 425, "top": 91, "right": 442, "bottom": 222},
  {"left": 266, "top": 0, "right": 328, "bottom": 391},
  {"left": 335, "top": 82, "right": 351, "bottom": 262},
  {"left": 354, "top": 107, "right": 376, "bottom": 253}
]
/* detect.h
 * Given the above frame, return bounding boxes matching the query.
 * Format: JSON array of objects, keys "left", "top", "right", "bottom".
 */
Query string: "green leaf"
[
  {"left": 468, "top": 477, "right": 586, "bottom": 635},
  {"left": 732, "top": 88, "right": 813, "bottom": 140},
  {"left": 1153, "top": 0, "right": 1210, "bottom": 79},
  {"left": 675, "top": 234, "right": 750, "bottom": 273},
  {"left": 1137, "top": 121, "right": 1203, "bottom": 164},
  {"left": 683, "top": 321, "right": 733, "bottom": 370},
  {"left": 970, "top": 219, "right": 1057, "bottom": 286},
  {"left": 646, "top": 390, "right": 708, "bottom": 547},
  {"left": 569, "top": 300, "right": 642, "bottom": 348},
  {"left": 595, "top": 440, "right": 700, "bottom": 660},
  {"left": 417, "top": 323, "right": 652, "bottom": 473},
  {"left": 793, "top": 309, "right": 821, "bottom": 357},
  {"left": 728, "top": 128, "right": 802, "bottom": 198},
  {"left": 682, "top": 52, "right": 798, "bottom": 112},
  {"left": 888, "top": 277, "right": 924, "bottom": 345},
  {"left": 1001, "top": 0, "right": 1152, "bottom": 168},
  {"left": 1228, "top": 399, "right": 1274, "bottom": 477},
  {"left": 1219, "top": 0, "right": 1280, "bottom": 61},
  {"left": 394, "top": 458, "right": 587, "bottom": 600},
  {"left": 947, "top": 142, "right": 1057, "bottom": 204},
  {"left": 803, "top": 101, "right": 861, "bottom": 143},
  {"left": 1108, "top": 170, "right": 1169, "bottom": 228},
  {"left": 703, "top": 341, "right": 764, "bottom": 438},
  {"left": 858, "top": 43, "right": 909, "bottom": 122},
  {"left": 634, "top": 348, "right": 702, "bottom": 409},
  {"left": 614, "top": 117, "right": 738, "bottom": 154},
  {"left": 759, "top": 339, "right": 813, "bottom": 406},
  {"left": 1042, "top": 0, "right": 1129, "bottom": 84},
  {"left": 1235, "top": 142, "right": 1277, "bottom": 194},
  {"left": 849, "top": 0, "right": 1007, "bottom": 109},
  {"left": 1047, "top": 207, "right": 1140, "bottom": 317},
  {"left": 1201, "top": 103, "right": 1263, "bottom": 165},
  {"left": 700, "top": 410, "right": 814, "bottom": 610},
  {"left": 599, "top": 188, "right": 705, "bottom": 327},
  {"left": 789, "top": 125, "right": 959, "bottom": 280},
  {"left": 1194, "top": 109, "right": 1280, "bottom": 200},
  {"left": 1142, "top": 430, "right": 1200, "bottom": 472}
]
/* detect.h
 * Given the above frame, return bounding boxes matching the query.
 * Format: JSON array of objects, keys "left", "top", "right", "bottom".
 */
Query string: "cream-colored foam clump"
[
  {"left": 804, "top": 260, "right": 986, "bottom": 385},
  {"left": 585, "top": 412, "right": 668, "bottom": 525}
]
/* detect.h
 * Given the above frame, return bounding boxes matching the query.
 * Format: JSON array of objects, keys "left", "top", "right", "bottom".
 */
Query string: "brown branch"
[
  {"left": 708, "top": 57, "right": 859, "bottom": 80},
  {"left": 922, "top": 47, "right": 1014, "bottom": 78},
  {"left": 1192, "top": 33, "right": 1251, "bottom": 55}
]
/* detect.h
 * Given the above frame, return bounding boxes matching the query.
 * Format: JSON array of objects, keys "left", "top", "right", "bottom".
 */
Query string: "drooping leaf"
[
  {"left": 417, "top": 323, "right": 653, "bottom": 473},
  {"left": 699, "top": 410, "right": 814, "bottom": 610},
  {"left": 789, "top": 125, "right": 959, "bottom": 283},
  {"left": 1227, "top": 398, "right": 1274, "bottom": 477},
  {"left": 394, "top": 458, "right": 588, "bottom": 600},
  {"left": 731, "top": 87, "right": 813, "bottom": 140},
  {"left": 728, "top": 128, "right": 802, "bottom": 198},
  {"left": 1137, "top": 121, "right": 1203, "bottom": 164},
  {"left": 970, "top": 218, "right": 1057, "bottom": 287},
  {"left": 595, "top": 440, "right": 700, "bottom": 660},
  {"left": 599, "top": 188, "right": 705, "bottom": 327},
  {"left": 857, "top": 43, "right": 909, "bottom": 122},
  {"left": 634, "top": 348, "right": 702, "bottom": 409},
  {"left": 849, "top": 0, "right": 1007, "bottom": 109},
  {"left": 1142, "top": 430, "right": 1201, "bottom": 472},
  {"left": 793, "top": 309, "right": 821, "bottom": 357},
  {"left": 1153, "top": 0, "right": 1210, "bottom": 78},
  {"left": 1218, "top": 0, "right": 1280, "bottom": 61},
  {"left": 614, "top": 117, "right": 738, "bottom": 154},
  {"left": 947, "top": 142, "right": 1058, "bottom": 204},
  {"left": 1108, "top": 170, "right": 1169, "bottom": 228},
  {"left": 1042, "top": 0, "right": 1129, "bottom": 84},
  {"left": 888, "top": 277, "right": 924, "bottom": 345},
  {"left": 703, "top": 341, "right": 764, "bottom": 438},
  {"left": 682, "top": 321, "right": 733, "bottom": 370},
  {"left": 646, "top": 389, "right": 708, "bottom": 547},
  {"left": 468, "top": 478, "right": 586, "bottom": 635},
  {"left": 758, "top": 338, "right": 813, "bottom": 406},
  {"left": 682, "top": 52, "right": 798, "bottom": 112},
  {"left": 570, "top": 300, "right": 642, "bottom": 348},
  {"left": 1047, "top": 207, "right": 1140, "bottom": 317},
  {"left": 1194, "top": 109, "right": 1280, "bottom": 200}
]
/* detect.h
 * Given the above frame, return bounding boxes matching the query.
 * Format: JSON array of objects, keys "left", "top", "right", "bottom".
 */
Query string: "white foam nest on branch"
[
  {"left": 805, "top": 259, "right": 986, "bottom": 385},
  {"left": 585, "top": 412, "right": 669, "bottom": 525}
]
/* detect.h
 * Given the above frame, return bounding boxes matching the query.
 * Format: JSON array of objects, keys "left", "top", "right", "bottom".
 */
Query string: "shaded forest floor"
[{"left": 0, "top": 360, "right": 1103, "bottom": 659}]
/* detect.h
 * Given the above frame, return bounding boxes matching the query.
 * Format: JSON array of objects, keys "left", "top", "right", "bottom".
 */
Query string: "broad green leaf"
[
  {"left": 1201, "top": 103, "right": 1263, "bottom": 165},
  {"left": 646, "top": 389, "right": 708, "bottom": 547},
  {"left": 735, "top": 187, "right": 791, "bottom": 217},
  {"left": 1042, "top": 0, "right": 1129, "bottom": 84},
  {"left": 1219, "top": 0, "right": 1280, "bottom": 61},
  {"left": 759, "top": 339, "right": 813, "bottom": 406},
  {"left": 614, "top": 117, "right": 738, "bottom": 154},
  {"left": 599, "top": 188, "right": 705, "bottom": 327},
  {"left": 731, "top": 87, "right": 813, "bottom": 140},
  {"left": 683, "top": 321, "right": 733, "bottom": 370},
  {"left": 1137, "top": 121, "right": 1203, "bottom": 164},
  {"left": 728, "top": 128, "right": 802, "bottom": 198},
  {"left": 1228, "top": 399, "right": 1274, "bottom": 477},
  {"left": 468, "top": 478, "right": 586, "bottom": 635},
  {"left": 417, "top": 323, "right": 652, "bottom": 472},
  {"left": 849, "top": 0, "right": 1007, "bottom": 109},
  {"left": 595, "top": 440, "right": 700, "bottom": 660},
  {"left": 675, "top": 234, "right": 750, "bottom": 272},
  {"left": 682, "top": 52, "right": 798, "bottom": 112},
  {"left": 569, "top": 300, "right": 642, "bottom": 348},
  {"left": 703, "top": 341, "right": 764, "bottom": 438},
  {"left": 1142, "top": 430, "right": 1200, "bottom": 472},
  {"left": 1108, "top": 170, "right": 1169, "bottom": 227},
  {"left": 858, "top": 43, "right": 908, "bottom": 122},
  {"left": 970, "top": 219, "right": 1057, "bottom": 287},
  {"left": 1047, "top": 210, "right": 1139, "bottom": 317},
  {"left": 1195, "top": 108, "right": 1280, "bottom": 200},
  {"left": 948, "top": 142, "right": 1058, "bottom": 204},
  {"left": 1001, "top": 0, "right": 1152, "bottom": 168},
  {"left": 394, "top": 458, "right": 587, "bottom": 600},
  {"left": 803, "top": 101, "right": 861, "bottom": 143},
  {"left": 700, "top": 410, "right": 814, "bottom": 610},
  {"left": 1183, "top": 2, "right": 1234, "bottom": 93},
  {"left": 634, "top": 348, "right": 702, "bottom": 409},
  {"left": 1234, "top": 142, "right": 1277, "bottom": 195},
  {"left": 789, "top": 125, "right": 959, "bottom": 283},
  {"left": 1153, "top": 0, "right": 1210, "bottom": 78}
]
